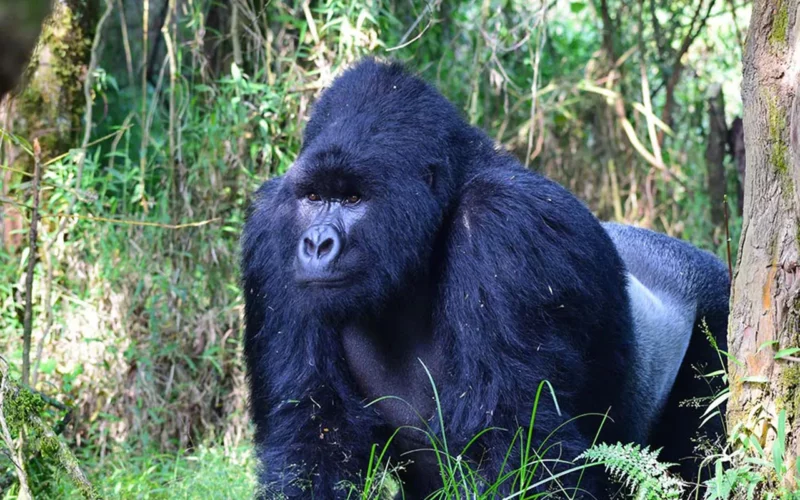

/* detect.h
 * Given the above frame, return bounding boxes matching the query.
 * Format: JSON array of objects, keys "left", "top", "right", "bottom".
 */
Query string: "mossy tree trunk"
[
  {"left": 0, "top": 0, "right": 96, "bottom": 247},
  {"left": 728, "top": 0, "right": 800, "bottom": 489},
  {"left": 3, "top": 0, "right": 96, "bottom": 155}
]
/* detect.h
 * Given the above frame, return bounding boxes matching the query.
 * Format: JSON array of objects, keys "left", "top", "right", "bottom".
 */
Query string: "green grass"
[{"left": 2, "top": 444, "right": 257, "bottom": 500}]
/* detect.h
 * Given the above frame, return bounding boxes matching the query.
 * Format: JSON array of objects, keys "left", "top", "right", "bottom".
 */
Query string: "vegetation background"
[{"left": 0, "top": 0, "right": 761, "bottom": 497}]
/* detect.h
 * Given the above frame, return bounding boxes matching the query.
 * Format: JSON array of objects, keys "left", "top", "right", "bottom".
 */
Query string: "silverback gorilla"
[{"left": 241, "top": 59, "right": 729, "bottom": 499}]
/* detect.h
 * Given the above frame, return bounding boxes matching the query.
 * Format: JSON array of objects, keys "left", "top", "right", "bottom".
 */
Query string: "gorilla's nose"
[{"left": 298, "top": 225, "right": 342, "bottom": 272}]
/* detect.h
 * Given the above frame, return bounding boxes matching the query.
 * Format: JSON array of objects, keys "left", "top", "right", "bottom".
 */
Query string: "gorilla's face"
[{"left": 285, "top": 141, "right": 443, "bottom": 317}]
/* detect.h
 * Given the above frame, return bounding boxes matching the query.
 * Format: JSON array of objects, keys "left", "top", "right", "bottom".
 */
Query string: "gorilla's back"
[{"left": 601, "top": 221, "right": 729, "bottom": 452}]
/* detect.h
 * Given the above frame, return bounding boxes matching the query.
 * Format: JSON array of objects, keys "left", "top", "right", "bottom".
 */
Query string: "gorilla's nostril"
[
  {"left": 318, "top": 238, "right": 334, "bottom": 257},
  {"left": 303, "top": 238, "right": 316, "bottom": 256}
]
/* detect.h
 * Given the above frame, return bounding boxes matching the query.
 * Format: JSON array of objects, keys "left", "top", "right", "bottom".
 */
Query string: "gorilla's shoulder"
[
  {"left": 454, "top": 164, "right": 608, "bottom": 244},
  {"left": 443, "top": 163, "right": 626, "bottom": 301}
]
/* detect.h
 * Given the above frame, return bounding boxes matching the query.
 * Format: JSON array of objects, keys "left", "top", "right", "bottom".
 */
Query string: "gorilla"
[{"left": 241, "top": 58, "right": 729, "bottom": 499}]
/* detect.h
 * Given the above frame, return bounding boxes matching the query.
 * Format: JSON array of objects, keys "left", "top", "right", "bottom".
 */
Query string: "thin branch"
[
  {"left": 683, "top": 0, "right": 716, "bottom": 56},
  {"left": 21, "top": 139, "right": 42, "bottom": 387},
  {"left": 394, "top": 0, "right": 439, "bottom": 48},
  {"left": 525, "top": 3, "right": 548, "bottom": 168},
  {"left": 301, "top": 0, "right": 319, "bottom": 45},
  {"left": 387, "top": 17, "right": 434, "bottom": 52},
  {"left": 231, "top": 0, "right": 242, "bottom": 66},
  {"left": 637, "top": 0, "right": 660, "bottom": 225},
  {"left": 31, "top": 224, "right": 52, "bottom": 388},
  {"left": 140, "top": 0, "right": 150, "bottom": 213},
  {"left": 161, "top": 0, "right": 177, "bottom": 177},
  {"left": 47, "top": 212, "right": 220, "bottom": 229},
  {"left": 1, "top": 197, "right": 220, "bottom": 229},
  {"left": 724, "top": 0, "right": 744, "bottom": 53},
  {"left": 598, "top": 0, "right": 617, "bottom": 59},
  {"left": 116, "top": 0, "right": 134, "bottom": 85}
]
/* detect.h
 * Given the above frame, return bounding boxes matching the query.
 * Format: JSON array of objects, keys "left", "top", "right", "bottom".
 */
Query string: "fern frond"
[{"left": 578, "top": 442, "right": 685, "bottom": 500}]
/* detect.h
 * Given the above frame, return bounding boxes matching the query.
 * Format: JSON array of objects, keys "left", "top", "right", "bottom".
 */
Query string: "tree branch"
[
  {"left": 598, "top": 0, "right": 617, "bottom": 59},
  {"left": 21, "top": 139, "right": 42, "bottom": 387}
]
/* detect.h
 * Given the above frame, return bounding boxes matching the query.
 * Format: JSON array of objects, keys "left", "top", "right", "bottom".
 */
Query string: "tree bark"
[{"left": 729, "top": 0, "right": 800, "bottom": 491}]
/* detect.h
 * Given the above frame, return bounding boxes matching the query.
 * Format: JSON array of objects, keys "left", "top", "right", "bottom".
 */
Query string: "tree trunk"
[
  {"left": 728, "top": 0, "right": 800, "bottom": 491},
  {"left": 706, "top": 83, "right": 728, "bottom": 227},
  {"left": 729, "top": 116, "right": 746, "bottom": 217}
]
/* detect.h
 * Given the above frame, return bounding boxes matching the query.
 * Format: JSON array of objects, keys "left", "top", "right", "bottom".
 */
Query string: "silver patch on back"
[{"left": 626, "top": 273, "right": 695, "bottom": 437}]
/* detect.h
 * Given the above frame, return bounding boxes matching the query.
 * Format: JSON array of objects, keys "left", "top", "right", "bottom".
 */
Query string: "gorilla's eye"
[
  {"left": 307, "top": 193, "right": 321, "bottom": 202},
  {"left": 345, "top": 194, "right": 361, "bottom": 205}
]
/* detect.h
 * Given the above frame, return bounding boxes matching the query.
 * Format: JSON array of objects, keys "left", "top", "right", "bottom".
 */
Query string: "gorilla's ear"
[{"left": 423, "top": 164, "right": 437, "bottom": 190}]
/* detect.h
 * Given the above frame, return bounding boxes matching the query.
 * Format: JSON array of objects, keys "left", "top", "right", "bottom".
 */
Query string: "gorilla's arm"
[
  {"left": 434, "top": 164, "right": 633, "bottom": 495},
  {"left": 242, "top": 179, "right": 383, "bottom": 499}
]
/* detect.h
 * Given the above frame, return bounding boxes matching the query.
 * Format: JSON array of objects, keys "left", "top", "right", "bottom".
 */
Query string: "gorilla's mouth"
[{"left": 296, "top": 275, "right": 352, "bottom": 288}]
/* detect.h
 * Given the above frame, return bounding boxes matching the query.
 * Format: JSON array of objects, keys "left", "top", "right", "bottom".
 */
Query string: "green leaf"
[
  {"left": 748, "top": 434, "right": 765, "bottom": 457},
  {"left": 700, "top": 409, "right": 720, "bottom": 428},
  {"left": 743, "top": 457, "right": 772, "bottom": 468},
  {"left": 38, "top": 359, "right": 57, "bottom": 374},
  {"left": 570, "top": 2, "right": 586, "bottom": 13},
  {"left": 701, "top": 390, "right": 729, "bottom": 419},
  {"left": 773, "top": 409, "right": 786, "bottom": 475},
  {"left": 757, "top": 340, "right": 779, "bottom": 352},
  {"left": 774, "top": 347, "right": 800, "bottom": 359}
]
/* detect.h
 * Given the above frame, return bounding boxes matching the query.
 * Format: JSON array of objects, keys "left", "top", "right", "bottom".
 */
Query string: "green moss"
[
  {"left": 766, "top": 95, "right": 793, "bottom": 198},
  {"left": 11, "top": 1, "right": 93, "bottom": 163},
  {"left": 795, "top": 218, "right": 800, "bottom": 261},
  {"left": 779, "top": 364, "right": 800, "bottom": 421},
  {"left": 767, "top": 96, "right": 786, "bottom": 158},
  {"left": 778, "top": 295, "right": 800, "bottom": 420},
  {"left": 772, "top": 141, "right": 789, "bottom": 176},
  {"left": 769, "top": 0, "right": 789, "bottom": 49},
  {"left": 0, "top": 374, "right": 45, "bottom": 432},
  {"left": 39, "top": 431, "right": 60, "bottom": 456}
]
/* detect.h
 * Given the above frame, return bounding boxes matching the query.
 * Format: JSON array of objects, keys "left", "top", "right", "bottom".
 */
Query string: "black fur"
[{"left": 241, "top": 59, "right": 728, "bottom": 499}]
